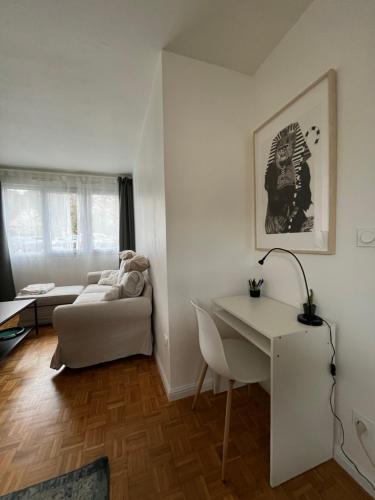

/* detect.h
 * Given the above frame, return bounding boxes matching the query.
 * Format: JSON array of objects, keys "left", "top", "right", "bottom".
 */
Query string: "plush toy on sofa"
[{"left": 98, "top": 251, "right": 150, "bottom": 300}]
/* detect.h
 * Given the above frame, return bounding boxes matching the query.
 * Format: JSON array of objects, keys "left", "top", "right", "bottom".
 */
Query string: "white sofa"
[{"left": 50, "top": 271, "right": 152, "bottom": 369}]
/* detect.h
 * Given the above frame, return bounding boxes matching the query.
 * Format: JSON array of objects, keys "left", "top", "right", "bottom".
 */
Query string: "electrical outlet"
[
  {"left": 352, "top": 410, "right": 375, "bottom": 433},
  {"left": 163, "top": 333, "right": 169, "bottom": 348},
  {"left": 352, "top": 409, "right": 375, "bottom": 469}
]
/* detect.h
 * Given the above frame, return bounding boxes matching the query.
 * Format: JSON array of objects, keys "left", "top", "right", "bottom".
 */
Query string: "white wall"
[
  {"left": 12, "top": 254, "right": 118, "bottom": 290},
  {"left": 252, "top": 0, "right": 375, "bottom": 490},
  {"left": 134, "top": 55, "right": 171, "bottom": 384},
  {"left": 134, "top": 4, "right": 375, "bottom": 491},
  {"left": 162, "top": 52, "right": 254, "bottom": 391}
]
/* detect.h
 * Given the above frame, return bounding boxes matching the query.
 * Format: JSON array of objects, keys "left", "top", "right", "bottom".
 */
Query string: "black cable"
[{"left": 322, "top": 318, "right": 375, "bottom": 493}]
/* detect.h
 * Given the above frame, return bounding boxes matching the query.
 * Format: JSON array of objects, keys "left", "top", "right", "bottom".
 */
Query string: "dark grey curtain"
[
  {"left": 118, "top": 176, "right": 135, "bottom": 251},
  {"left": 0, "top": 182, "right": 16, "bottom": 301}
]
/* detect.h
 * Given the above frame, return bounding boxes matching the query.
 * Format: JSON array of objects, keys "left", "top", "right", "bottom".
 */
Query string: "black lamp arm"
[{"left": 258, "top": 248, "right": 311, "bottom": 307}]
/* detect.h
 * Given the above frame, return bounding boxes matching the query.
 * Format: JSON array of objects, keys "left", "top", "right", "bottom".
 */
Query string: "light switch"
[{"left": 357, "top": 227, "right": 375, "bottom": 247}]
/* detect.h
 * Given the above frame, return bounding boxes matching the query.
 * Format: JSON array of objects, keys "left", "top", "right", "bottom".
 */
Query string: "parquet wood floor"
[{"left": 0, "top": 324, "right": 370, "bottom": 499}]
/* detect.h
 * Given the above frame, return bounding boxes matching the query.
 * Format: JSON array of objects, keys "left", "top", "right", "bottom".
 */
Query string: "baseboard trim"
[
  {"left": 334, "top": 445, "right": 375, "bottom": 498},
  {"left": 154, "top": 353, "right": 213, "bottom": 401},
  {"left": 154, "top": 352, "right": 171, "bottom": 397},
  {"left": 168, "top": 377, "right": 213, "bottom": 401}
]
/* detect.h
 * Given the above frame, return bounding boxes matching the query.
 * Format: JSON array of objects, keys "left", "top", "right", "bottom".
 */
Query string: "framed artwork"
[{"left": 253, "top": 69, "right": 337, "bottom": 254}]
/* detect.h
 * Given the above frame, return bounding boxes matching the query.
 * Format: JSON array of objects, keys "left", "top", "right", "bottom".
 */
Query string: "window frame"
[{"left": 2, "top": 184, "right": 119, "bottom": 258}]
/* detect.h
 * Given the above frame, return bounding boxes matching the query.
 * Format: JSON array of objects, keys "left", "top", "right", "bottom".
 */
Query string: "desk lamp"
[{"left": 258, "top": 247, "right": 323, "bottom": 326}]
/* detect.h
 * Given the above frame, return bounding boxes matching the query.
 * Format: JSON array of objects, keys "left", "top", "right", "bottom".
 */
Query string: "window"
[
  {"left": 4, "top": 188, "right": 44, "bottom": 255},
  {"left": 1, "top": 172, "right": 119, "bottom": 258},
  {"left": 48, "top": 192, "right": 77, "bottom": 254},
  {"left": 91, "top": 194, "right": 119, "bottom": 252}
]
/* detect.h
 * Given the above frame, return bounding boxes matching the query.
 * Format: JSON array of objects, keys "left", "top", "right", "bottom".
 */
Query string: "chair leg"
[
  {"left": 192, "top": 362, "right": 208, "bottom": 410},
  {"left": 221, "top": 379, "right": 234, "bottom": 482}
]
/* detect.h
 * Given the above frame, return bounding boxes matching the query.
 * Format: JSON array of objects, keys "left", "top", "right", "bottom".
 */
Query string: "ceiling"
[
  {"left": 166, "top": 0, "right": 313, "bottom": 75},
  {"left": 0, "top": 0, "right": 312, "bottom": 174}
]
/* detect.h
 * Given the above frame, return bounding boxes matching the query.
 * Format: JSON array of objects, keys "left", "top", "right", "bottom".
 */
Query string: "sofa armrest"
[
  {"left": 53, "top": 297, "right": 151, "bottom": 332},
  {"left": 87, "top": 271, "right": 104, "bottom": 284}
]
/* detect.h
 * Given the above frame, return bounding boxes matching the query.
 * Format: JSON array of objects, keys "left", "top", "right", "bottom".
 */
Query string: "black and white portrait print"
[
  {"left": 254, "top": 70, "right": 336, "bottom": 254},
  {"left": 264, "top": 122, "right": 317, "bottom": 234}
]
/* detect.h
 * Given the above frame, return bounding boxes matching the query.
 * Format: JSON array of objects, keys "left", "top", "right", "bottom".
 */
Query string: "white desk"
[{"left": 213, "top": 294, "right": 335, "bottom": 487}]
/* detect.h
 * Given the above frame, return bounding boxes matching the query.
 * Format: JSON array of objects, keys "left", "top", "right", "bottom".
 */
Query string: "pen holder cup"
[{"left": 249, "top": 288, "right": 261, "bottom": 298}]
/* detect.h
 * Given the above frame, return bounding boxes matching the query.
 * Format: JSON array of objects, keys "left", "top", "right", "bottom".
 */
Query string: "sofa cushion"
[
  {"left": 15, "top": 285, "right": 84, "bottom": 307},
  {"left": 98, "top": 270, "right": 119, "bottom": 286},
  {"left": 119, "top": 271, "right": 144, "bottom": 298},
  {"left": 74, "top": 292, "right": 106, "bottom": 304},
  {"left": 101, "top": 285, "right": 121, "bottom": 301},
  {"left": 83, "top": 284, "right": 112, "bottom": 294}
]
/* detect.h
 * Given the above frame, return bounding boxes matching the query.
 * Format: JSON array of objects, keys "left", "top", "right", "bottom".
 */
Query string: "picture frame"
[{"left": 253, "top": 69, "right": 337, "bottom": 254}]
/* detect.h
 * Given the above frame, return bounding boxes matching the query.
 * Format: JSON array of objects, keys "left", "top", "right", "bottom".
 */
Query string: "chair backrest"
[{"left": 191, "top": 300, "right": 231, "bottom": 379}]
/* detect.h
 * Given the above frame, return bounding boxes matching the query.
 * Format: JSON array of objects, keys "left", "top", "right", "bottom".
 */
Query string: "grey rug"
[{"left": 0, "top": 457, "right": 109, "bottom": 499}]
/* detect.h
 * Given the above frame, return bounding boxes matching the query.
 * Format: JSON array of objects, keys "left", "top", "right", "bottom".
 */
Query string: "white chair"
[{"left": 191, "top": 300, "right": 270, "bottom": 481}]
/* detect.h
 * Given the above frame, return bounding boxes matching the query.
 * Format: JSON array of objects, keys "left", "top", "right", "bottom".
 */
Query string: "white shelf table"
[{"left": 213, "top": 294, "right": 335, "bottom": 487}]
